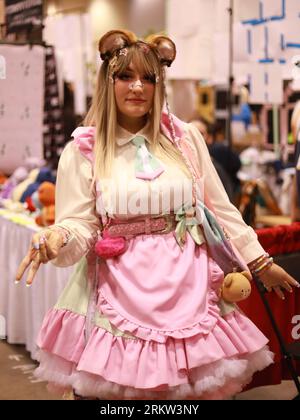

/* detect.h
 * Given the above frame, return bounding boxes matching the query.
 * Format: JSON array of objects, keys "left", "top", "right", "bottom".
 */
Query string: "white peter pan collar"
[{"left": 116, "top": 120, "right": 152, "bottom": 146}]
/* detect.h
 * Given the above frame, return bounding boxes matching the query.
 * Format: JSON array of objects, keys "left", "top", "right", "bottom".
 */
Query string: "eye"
[
  {"left": 143, "top": 74, "right": 155, "bottom": 83},
  {"left": 117, "top": 73, "right": 132, "bottom": 81}
]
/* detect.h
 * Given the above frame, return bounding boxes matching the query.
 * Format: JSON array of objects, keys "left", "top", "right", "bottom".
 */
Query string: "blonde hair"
[{"left": 84, "top": 43, "right": 190, "bottom": 182}]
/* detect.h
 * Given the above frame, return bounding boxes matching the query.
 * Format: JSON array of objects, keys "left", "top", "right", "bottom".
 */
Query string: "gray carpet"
[{"left": 0, "top": 341, "right": 59, "bottom": 400}]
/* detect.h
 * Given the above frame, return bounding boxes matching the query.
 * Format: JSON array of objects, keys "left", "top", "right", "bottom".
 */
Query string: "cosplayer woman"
[{"left": 16, "top": 30, "right": 299, "bottom": 400}]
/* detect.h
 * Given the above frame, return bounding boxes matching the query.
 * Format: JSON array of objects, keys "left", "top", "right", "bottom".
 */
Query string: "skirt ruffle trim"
[
  {"left": 97, "top": 290, "right": 221, "bottom": 343},
  {"left": 36, "top": 307, "right": 273, "bottom": 396},
  {"left": 35, "top": 346, "right": 273, "bottom": 400}
]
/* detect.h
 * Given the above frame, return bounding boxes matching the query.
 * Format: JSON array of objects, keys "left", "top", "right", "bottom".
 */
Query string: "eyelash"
[{"left": 117, "top": 73, "right": 155, "bottom": 83}]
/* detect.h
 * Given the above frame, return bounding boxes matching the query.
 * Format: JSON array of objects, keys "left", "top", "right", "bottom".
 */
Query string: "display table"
[{"left": 0, "top": 211, "right": 72, "bottom": 359}]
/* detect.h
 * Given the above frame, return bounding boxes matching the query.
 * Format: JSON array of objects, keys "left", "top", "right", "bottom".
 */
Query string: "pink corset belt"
[{"left": 106, "top": 214, "right": 177, "bottom": 239}]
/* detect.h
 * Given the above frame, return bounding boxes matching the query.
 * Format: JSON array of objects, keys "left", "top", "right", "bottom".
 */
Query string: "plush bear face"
[{"left": 221, "top": 271, "right": 252, "bottom": 303}]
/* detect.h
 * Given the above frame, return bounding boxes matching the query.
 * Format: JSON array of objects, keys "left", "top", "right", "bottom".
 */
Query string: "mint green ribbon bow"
[{"left": 174, "top": 205, "right": 205, "bottom": 249}]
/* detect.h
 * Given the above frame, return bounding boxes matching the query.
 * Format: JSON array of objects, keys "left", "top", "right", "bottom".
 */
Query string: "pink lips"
[{"left": 126, "top": 98, "right": 146, "bottom": 103}]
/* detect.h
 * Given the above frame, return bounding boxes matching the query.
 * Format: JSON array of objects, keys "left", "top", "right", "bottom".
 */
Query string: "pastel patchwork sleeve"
[
  {"left": 51, "top": 140, "right": 101, "bottom": 267},
  {"left": 185, "top": 123, "right": 265, "bottom": 264}
]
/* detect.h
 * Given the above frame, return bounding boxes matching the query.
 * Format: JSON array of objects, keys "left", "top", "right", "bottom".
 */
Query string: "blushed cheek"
[
  {"left": 147, "top": 89, "right": 155, "bottom": 110},
  {"left": 114, "top": 91, "right": 126, "bottom": 112}
]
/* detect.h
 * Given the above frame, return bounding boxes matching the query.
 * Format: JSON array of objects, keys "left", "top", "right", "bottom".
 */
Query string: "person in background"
[
  {"left": 190, "top": 118, "right": 235, "bottom": 203},
  {"left": 209, "top": 121, "right": 242, "bottom": 197},
  {"left": 63, "top": 81, "right": 77, "bottom": 142},
  {"left": 232, "top": 86, "right": 252, "bottom": 131}
]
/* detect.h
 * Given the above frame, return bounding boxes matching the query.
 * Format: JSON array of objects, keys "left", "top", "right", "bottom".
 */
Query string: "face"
[{"left": 114, "top": 61, "right": 155, "bottom": 130}]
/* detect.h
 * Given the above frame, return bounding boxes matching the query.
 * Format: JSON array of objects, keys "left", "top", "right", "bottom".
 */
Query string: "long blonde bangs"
[{"left": 84, "top": 43, "right": 191, "bottom": 184}]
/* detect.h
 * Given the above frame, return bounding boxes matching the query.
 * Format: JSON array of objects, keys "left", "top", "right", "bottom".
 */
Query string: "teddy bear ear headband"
[{"left": 98, "top": 29, "right": 176, "bottom": 68}]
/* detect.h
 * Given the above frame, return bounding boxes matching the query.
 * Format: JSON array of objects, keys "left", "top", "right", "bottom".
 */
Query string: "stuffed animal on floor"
[
  {"left": 221, "top": 271, "right": 252, "bottom": 303},
  {"left": 35, "top": 181, "right": 55, "bottom": 226}
]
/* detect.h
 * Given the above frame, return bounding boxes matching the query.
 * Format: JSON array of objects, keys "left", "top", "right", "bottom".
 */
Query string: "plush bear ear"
[
  {"left": 145, "top": 34, "right": 176, "bottom": 67},
  {"left": 223, "top": 274, "right": 233, "bottom": 288},
  {"left": 98, "top": 30, "right": 137, "bottom": 61},
  {"left": 241, "top": 270, "right": 252, "bottom": 281}
]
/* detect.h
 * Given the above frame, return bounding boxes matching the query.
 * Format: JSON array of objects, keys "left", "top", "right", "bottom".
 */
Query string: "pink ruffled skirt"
[{"left": 35, "top": 232, "right": 274, "bottom": 399}]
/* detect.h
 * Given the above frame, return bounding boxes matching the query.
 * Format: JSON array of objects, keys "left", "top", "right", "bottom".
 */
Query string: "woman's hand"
[
  {"left": 258, "top": 263, "right": 300, "bottom": 300},
  {"left": 15, "top": 229, "right": 64, "bottom": 286}
]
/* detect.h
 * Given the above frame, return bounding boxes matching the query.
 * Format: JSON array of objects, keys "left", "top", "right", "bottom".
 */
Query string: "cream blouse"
[{"left": 52, "top": 121, "right": 265, "bottom": 267}]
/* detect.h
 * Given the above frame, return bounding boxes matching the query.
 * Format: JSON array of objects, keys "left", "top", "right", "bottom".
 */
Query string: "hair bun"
[
  {"left": 98, "top": 30, "right": 137, "bottom": 61},
  {"left": 145, "top": 34, "right": 176, "bottom": 67}
]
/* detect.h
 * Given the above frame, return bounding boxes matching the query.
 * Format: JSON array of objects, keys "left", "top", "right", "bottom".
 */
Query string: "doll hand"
[
  {"left": 259, "top": 263, "right": 300, "bottom": 300},
  {"left": 15, "top": 228, "right": 65, "bottom": 286}
]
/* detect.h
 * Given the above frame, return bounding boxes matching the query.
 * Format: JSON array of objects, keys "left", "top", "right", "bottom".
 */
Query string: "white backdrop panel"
[{"left": 0, "top": 45, "right": 44, "bottom": 175}]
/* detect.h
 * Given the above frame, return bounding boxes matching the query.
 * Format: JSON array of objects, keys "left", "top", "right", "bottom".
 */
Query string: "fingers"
[
  {"left": 45, "top": 242, "right": 59, "bottom": 260},
  {"left": 284, "top": 272, "right": 300, "bottom": 289},
  {"left": 38, "top": 235, "right": 49, "bottom": 264},
  {"left": 16, "top": 251, "right": 41, "bottom": 286},
  {"left": 282, "top": 281, "right": 293, "bottom": 293},
  {"left": 25, "top": 256, "right": 41, "bottom": 286},
  {"left": 16, "top": 232, "right": 48, "bottom": 284},
  {"left": 36, "top": 232, "right": 60, "bottom": 263},
  {"left": 273, "top": 286, "right": 285, "bottom": 300},
  {"left": 16, "top": 252, "right": 34, "bottom": 281},
  {"left": 31, "top": 233, "right": 41, "bottom": 251}
]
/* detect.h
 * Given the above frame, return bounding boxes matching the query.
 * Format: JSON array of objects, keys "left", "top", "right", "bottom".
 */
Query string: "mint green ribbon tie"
[{"left": 131, "top": 135, "right": 165, "bottom": 180}]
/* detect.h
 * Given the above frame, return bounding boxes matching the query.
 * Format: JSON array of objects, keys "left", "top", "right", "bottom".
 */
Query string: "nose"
[{"left": 129, "top": 79, "right": 144, "bottom": 92}]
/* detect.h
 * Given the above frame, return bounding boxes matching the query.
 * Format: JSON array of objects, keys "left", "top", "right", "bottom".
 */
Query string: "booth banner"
[
  {"left": 5, "top": 0, "right": 43, "bottom": 34},
  {"left": 0, "top": 44, "right": 44, "bottom": 174},
  {"left": 43, "top": 13, "right": 94, "bottom": 115}
]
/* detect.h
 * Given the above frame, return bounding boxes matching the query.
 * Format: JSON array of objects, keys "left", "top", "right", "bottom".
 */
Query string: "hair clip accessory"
[
  {"left": 139, "top": 43, "right": 150, "bottom": 54},
  {"left": 118, "top": 48, "right": 128, "bottom": 57}
]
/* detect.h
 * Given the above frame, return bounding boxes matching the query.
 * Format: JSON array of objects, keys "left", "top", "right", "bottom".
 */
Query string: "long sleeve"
[
  {"left": 185, "top": 123, "right": 265, "bottom": 264},
  {"left": 51, "top": 141, "right": 101, "bottom": 267}
]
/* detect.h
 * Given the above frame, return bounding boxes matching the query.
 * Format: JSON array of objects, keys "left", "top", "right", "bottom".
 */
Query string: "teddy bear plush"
[
  {"left": 35, "top": 181, "right": 55, "bottom": 226},
  {"left": 220, "top": 271, "right": 252, "bottom": 303}
]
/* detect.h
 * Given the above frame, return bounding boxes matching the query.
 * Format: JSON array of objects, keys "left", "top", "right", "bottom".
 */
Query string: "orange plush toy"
[
  {"left": 0, "top": 171, "right": 8, "bottom": 185},
  {"left": 218, "top": 271, "right": 252, "bottom": 317},
  {"left": 35, "top": 181, "right": 55, "bottom": 226},
  {"left": 221, "top": 271, "right": 252, "bottom": 303}
]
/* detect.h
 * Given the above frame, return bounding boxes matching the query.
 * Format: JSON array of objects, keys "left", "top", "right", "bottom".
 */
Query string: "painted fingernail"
[
  {"left": 33, "top": 243, "right": 40, "bottom": 250},
  {"left": 14, "top": 280, "right": 20, "bottom": 284},
  {"left": 26, "top": 283, "right": 32, "bottom": 288},
  {"left": 39, "top": 236, "right": 46, "bottom": 244}
]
